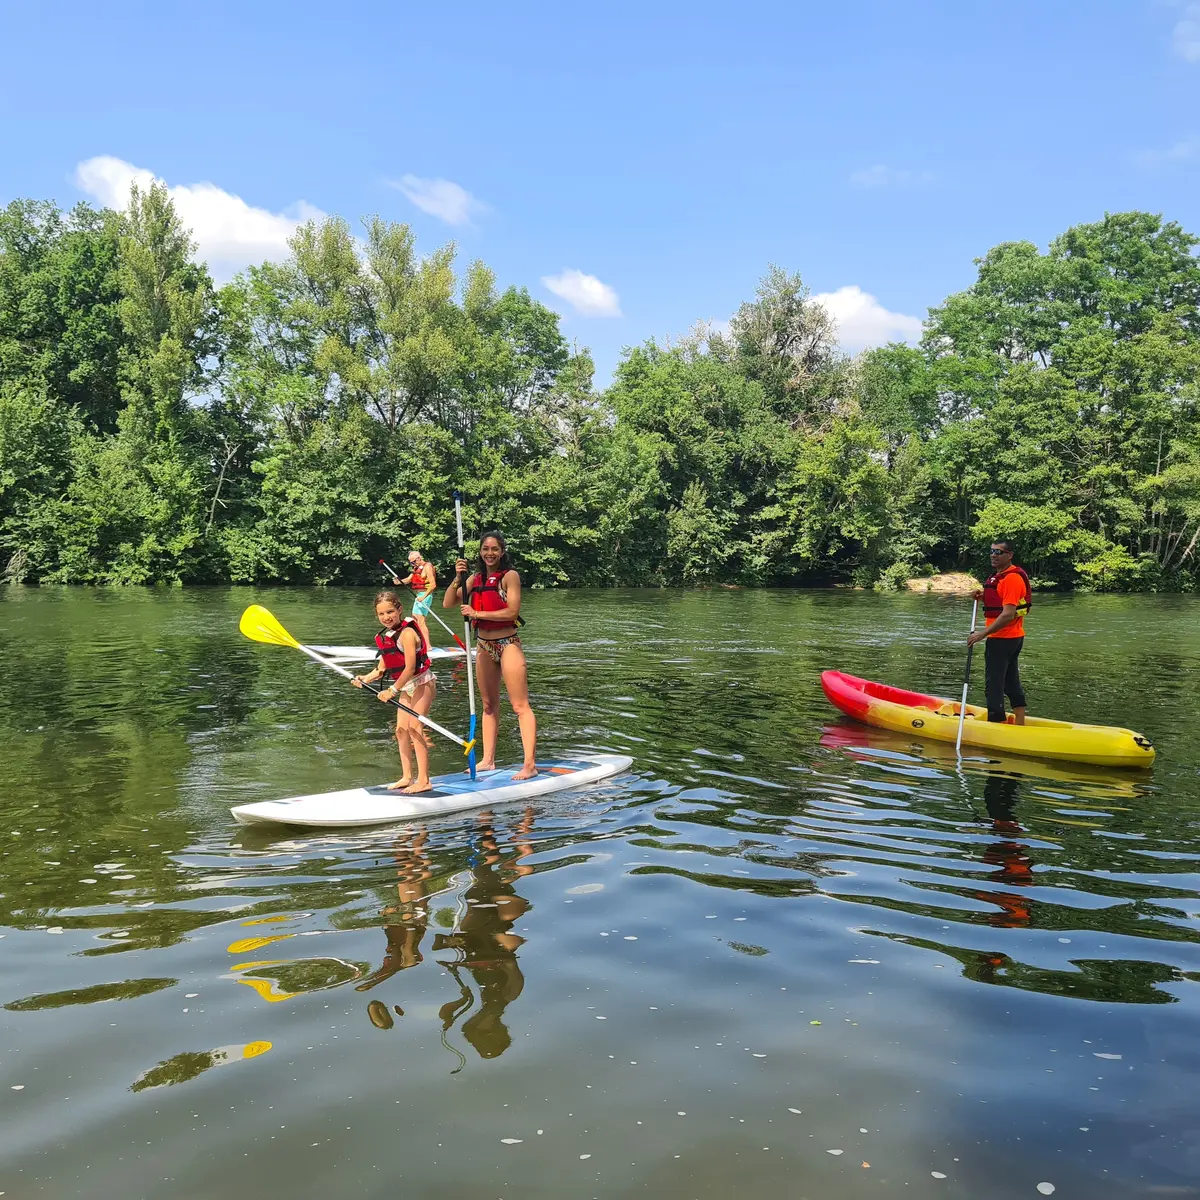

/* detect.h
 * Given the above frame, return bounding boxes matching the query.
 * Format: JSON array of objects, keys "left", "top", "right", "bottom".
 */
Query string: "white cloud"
[
  {"left": 1135, "top": 137, "right": 1200, "bottom": 166},
  {"left": 391, "top": 175, "right": 485, "bottom": 226},
  {"left": 74, "top": 155, "right": 323, "bottom": 280},
  {"left": 813, "top": 285, "right": 923, "bottom": 353},
  {"left": 541, "top": 269, "right": 622, "bottom": 318},
  {"left": 849, "top": 164, "right": 935, "bottom": 188},
  {"left": 1174, "top": 2, "right": 1200, "bottom": 60}
]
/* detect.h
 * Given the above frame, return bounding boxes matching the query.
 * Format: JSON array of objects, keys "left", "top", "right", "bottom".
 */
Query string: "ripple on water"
[{"left": 0, "top": 588, "right": 1198, "bottom": 1198}]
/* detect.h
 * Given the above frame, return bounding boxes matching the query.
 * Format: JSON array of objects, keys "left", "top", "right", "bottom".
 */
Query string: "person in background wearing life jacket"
[
  {"left": 391, "top": 550, "right": 437, "bottom": 649},
  {"left": 967, "top": 539, "right": 1032, "bottom": 725},
  {"left": 443, "top": 531, "right": 538, "bottom": 780},
  {"left": 351, "top": 590, "right": 438, "bottom": 793}
]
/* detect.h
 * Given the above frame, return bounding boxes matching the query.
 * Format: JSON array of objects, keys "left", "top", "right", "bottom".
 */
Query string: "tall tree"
[
  {"left": 0, "top": 199, "right": 127, "bottom": 430},
  {"left": 117, "top": 181, "right": 217, "bottom": 440}
]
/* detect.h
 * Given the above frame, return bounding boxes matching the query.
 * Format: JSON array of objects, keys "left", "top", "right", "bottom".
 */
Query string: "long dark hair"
[{"left": 474, "top": 530, "right": 513, "bottom": 577}]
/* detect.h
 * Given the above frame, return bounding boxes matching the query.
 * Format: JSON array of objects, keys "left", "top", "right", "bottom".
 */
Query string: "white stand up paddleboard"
[
  {"left": 309, "top": 644, "right": 467, "bottom": 664},
  {"left": 231, "top": 753, "right": 633, "bottom": 828}
]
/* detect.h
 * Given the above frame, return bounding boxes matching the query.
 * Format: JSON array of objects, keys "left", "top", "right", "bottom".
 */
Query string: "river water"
[{"left": 0, "top": 587, "right": 1197, "bottom": 1199}]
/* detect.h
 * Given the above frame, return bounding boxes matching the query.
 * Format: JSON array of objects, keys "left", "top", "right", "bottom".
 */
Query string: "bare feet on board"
[{"left": 513, "top": 764, "right": 538, "bottom": 781}]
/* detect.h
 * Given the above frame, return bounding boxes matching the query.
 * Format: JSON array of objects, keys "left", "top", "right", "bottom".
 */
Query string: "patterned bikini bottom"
[{"left": 478, "top": 635, "right": 521, "bottom": 665}]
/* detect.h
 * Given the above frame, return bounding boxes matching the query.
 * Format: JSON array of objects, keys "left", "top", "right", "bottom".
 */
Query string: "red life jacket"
[
  {"left": 982, "top": 564, "right": 1032, "bottom": 620},
  {"left": 408, "top": 564, "right": 431, "bottom": 593},
  {"left": 467, "top": 571, "right": 523, "bottom": 630},
  {"left": 374, "top": 618, "right": 431, "bottom": 681}
]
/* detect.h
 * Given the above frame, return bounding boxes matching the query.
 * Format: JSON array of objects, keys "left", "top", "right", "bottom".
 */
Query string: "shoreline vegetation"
[{"left": 2, "top": 189, "right": 1199, "bottom": 593}]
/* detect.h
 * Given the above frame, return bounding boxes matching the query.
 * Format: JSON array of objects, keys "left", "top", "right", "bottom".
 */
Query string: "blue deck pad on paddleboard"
[
  {"left": 231, "top": 753, "right": 633, "bottom": 828},
  {"left": 360, "top": 760, "right": 592, "bottom": 797}
]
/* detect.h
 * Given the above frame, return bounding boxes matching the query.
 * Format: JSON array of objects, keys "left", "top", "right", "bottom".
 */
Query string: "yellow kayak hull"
[{"left": 821, "top": 671, "right": 1156, "bottom": 770}]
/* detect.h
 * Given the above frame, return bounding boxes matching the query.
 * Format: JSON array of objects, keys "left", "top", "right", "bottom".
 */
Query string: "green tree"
[
  {"left": 0, "top": 199, "right": 127, "bottom": 431},
  {"left": 0, "top": 383, "right": 76, "bottom": 579},
  {"left": 919, "top": 211, "right": 1200, "bottom": 585},
  {"left": 117, "top": 181, "right": 217, "bottom": 440},
  {"left": 719, "top": 265, "right": 852, "bottom": 427},
  {"left": 764, "top": 418, "right": 891, "bottom": 574}
]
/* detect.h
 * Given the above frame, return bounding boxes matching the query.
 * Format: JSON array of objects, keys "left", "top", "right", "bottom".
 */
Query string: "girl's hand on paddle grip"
[{"left": 460, "top": 605, "right": 475, "bottom": 619}]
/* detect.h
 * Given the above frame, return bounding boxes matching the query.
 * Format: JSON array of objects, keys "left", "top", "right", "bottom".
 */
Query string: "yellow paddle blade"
[
  {"left": 239, "top": 604, "right": 301, "bottom": 650},
  {"left": 234, "top": 976, "right": 300, "bottom": 1004},
  {"left": 227, "top": 934, "right": 294, "bottom": 954}
]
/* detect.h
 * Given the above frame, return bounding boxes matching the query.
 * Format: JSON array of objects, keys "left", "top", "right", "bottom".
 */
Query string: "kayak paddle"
[
  {"left": 379, "top": 558, "right": 469, "bottom": 651},
  {"left": 238, "top": 604, "right": 476, "bottom": 756},
  {"left": 453, "top": 492, "right": 479, "bottom": 781},
  {"left": 955, "top": 598, "right": 979, "bottom": 759}
]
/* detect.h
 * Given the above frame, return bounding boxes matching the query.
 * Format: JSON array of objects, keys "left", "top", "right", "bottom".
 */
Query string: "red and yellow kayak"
[{"left": 820, "top": 670, "right": 1156, "bottom": 769}]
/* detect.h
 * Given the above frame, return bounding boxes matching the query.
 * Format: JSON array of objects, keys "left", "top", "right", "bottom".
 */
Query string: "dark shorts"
[{"left": 984, "top": 636, "right": 1026, "bottom": 723}]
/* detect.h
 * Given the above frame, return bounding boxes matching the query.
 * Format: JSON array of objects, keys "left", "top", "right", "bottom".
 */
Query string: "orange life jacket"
[{"left": 982, "top": 564, "right": 1031, "bottom": 620}]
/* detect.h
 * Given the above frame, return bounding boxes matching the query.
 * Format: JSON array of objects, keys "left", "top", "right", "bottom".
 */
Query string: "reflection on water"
[
  {"left": 0, "top": 587, "right": 1198, "bottom": 1198},
  {"left": 979, "top": 773, "right": 1034, "bottom": 931},
  {"left": 820, "top": 721, "right": 1196, "bottom": 1008},
  {"left": 223, "top": 813, "right": 537, "bottom": 1062},
  {"left": 131, "top": 1040, "right": 272, "bottom": 1092},
  {"left": 428, "top": 814, "right": 532, "bottom": 1061},
  {"left": 356, "top": 813, "right": 534, "bottom": 1061}
]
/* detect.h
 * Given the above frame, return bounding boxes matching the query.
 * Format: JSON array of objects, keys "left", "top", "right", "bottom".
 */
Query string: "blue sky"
[{"left": 4, "top": 0, "right": 1199, "bottom": 382}]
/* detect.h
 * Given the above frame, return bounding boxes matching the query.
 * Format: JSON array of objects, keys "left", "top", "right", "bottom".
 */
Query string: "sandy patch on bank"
[{"left": 905, "top": 572, "right": 982, "bottom": 594}]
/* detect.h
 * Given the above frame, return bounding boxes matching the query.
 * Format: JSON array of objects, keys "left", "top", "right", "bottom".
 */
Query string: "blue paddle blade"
[{"left": 467, "top": 713, "right": 477, "bottom": 781}]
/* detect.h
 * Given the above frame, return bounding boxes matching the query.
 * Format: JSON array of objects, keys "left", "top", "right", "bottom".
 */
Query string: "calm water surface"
[{"left": 1, "top": 587, "right": 1198, "bottom": 1199}]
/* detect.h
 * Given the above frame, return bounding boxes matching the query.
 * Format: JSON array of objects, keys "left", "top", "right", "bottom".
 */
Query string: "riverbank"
[{"left": 905, "top": 571, "right": 982, "bottom": 594}]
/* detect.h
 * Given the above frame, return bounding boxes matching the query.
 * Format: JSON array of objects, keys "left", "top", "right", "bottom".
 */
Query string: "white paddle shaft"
[
  {"left": 299, "top": 641, "right": 467, "bottom": 748},
  {"left": 955, "top": 599, "right": 978, "bottom": 758},
  {"left": 453, "top": 496, "right": 478, "bottom": 722}
]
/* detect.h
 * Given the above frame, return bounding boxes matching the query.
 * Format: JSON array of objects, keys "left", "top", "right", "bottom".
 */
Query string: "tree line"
[{"left": 1, "top": 186, "right": 1198, "bottom": 590}]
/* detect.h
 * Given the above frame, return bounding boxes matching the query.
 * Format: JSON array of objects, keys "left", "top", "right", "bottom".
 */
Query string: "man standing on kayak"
[{"left": 967, "top": 540, "right": 1031, "bottom": 725}]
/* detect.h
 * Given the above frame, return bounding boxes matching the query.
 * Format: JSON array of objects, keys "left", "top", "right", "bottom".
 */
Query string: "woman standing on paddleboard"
[
  {"left": 444, "top": 532, "right": 537, "bottom": 780},
  {"left": 352, "top": 590, "right": 438, "bottom": 793}
]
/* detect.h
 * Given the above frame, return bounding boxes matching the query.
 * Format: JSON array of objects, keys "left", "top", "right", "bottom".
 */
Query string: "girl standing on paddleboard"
[
  {"left": 444, "top": 532, "right": 537, "bottom": 780},
  {"left": 352, "top": 590, "right": 438, "bottom": 793}
]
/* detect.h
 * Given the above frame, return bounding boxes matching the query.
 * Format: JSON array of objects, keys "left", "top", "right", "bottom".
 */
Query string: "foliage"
[
  {"left": 0, "top": 199, "right": 126, "bottom": 431},
  {"left": 0, "top": 382, "right": 76, "bottom": 578},
  {"left": 1, "top": 190, "right": 1198, "bottom": 591},
  {"left": 873, "top": 561, "right": 916, "bottom": 592}
]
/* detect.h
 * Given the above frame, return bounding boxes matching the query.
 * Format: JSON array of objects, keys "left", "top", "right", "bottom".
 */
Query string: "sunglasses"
[{"left": 989, "top": 548, "right": 1012, "bottom": 555}]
